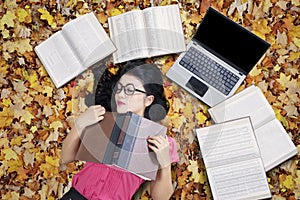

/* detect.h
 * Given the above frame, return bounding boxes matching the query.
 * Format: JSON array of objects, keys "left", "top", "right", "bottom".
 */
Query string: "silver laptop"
[{"left": 166, "top": 7, "right": 270, "bottom": 107}]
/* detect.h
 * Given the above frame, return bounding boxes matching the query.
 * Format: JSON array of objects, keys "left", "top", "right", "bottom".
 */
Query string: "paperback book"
[
  {"left": 208, "top": 85, "right": 297, "bottom": 171},
  {"left": 35, "top": 12, "right": 116, "bottom": 88},
  {"left": 195, "top": 117, "right": 271, "bottom": 200},
  {"left": 108, "top": 4, "right": 186, "bottom": 63},
  {"left": 75, "top": 112, "right": 167, "bottom": 180}
]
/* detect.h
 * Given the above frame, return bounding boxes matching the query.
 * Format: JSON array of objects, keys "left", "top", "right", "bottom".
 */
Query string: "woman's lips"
[{"left": 117, "top": 100, "right": 125, "bottom": 106}]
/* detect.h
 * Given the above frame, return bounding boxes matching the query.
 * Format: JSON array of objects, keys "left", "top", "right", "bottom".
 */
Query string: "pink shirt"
[{"left": 72, "top": 137, "right": 179, "bottom": 200}]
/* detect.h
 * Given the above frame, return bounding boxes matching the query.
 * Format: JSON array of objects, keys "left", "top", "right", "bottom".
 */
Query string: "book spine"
[
  {"left": 117, "top": 112, "right": 141, "bottom": 169},
  {"left": 103, "top": 114, "right": 125, "bottom": 164}
]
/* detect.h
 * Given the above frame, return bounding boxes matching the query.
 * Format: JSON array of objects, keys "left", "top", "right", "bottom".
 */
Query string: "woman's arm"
[
  {"left": 61, "top": 105, "right": 106, "bottom": 164},
  {"left": 147, "top": 136, "right": 174, "bottom": 200},
  {"left": 150, "top": 165, "right": 174, "bottom": 200},
  {"left": 61, "top": 124, "right": 82, "bottom": 164}
]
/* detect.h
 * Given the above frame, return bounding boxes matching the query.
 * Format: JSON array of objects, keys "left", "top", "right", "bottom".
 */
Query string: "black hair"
[
  {"left": 94, "top": 66, "right": 119, "bottom": 111},
  {"left": 94, "top": 60, "right": 169, "bottom": 122}
]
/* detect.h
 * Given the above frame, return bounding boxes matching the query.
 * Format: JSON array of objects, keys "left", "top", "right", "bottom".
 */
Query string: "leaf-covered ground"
[{"left": 0, "top": 0, "right": 299, "bottom": 199}]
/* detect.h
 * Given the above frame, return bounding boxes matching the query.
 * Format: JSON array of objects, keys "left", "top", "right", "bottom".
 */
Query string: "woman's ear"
[{"left": 145, "top": 95, "right": 154, "bottom": 107}]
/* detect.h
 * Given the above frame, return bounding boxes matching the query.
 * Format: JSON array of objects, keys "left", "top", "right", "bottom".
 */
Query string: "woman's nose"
[{"left": 117, "top": 89, "right": 126, "bottom": 98}]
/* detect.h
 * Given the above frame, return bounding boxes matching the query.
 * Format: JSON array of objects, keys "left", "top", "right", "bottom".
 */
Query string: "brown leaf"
[
  {"left": 200, "top": 0, "right": 212, "bottom": 14},
  {"left": 97, "top": 12, "right": 108, "bottom": 24}
]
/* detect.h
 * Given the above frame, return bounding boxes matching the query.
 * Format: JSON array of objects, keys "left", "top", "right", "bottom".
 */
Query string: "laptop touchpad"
[{"left": 186, "top": 77, "right": 209, "bottom": 97}]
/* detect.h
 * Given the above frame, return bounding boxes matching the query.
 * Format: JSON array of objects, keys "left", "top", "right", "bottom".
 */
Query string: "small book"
[
  {"left": 75, "top": 112, "right": 167, "bottom": 180},
  {"left": 208, "top": 85, "right": 297, "bottom": 171},
  {"left": 35, "top": 12, "right": 116, "bottom": 88},
  {"left": 195, "top": 117, "right": 271, "bottom": 200},
  {"left": 108, "top": 4, "right": 186, "bottom": 63}
]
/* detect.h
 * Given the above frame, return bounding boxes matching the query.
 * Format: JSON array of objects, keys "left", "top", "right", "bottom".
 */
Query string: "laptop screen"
[{"left": 193, "top": 7, "right": 270, "bottom": 74}]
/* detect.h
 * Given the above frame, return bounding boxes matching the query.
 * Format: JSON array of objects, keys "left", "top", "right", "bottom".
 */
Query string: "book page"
[
  {"left": 208, "top": 85, "right": 275, "bottom": 129},
  {"left": 75, "top": 112, "right": 116, "bottom": 163},
  {"left": 34, "top": 32, "right": 83, "bottom": 88},
  {"left": 196, "top": 117, "right": 260, "bottom": 168},
  {"left": 255, "top": 119, "right": 297, "bottom": 171},
  {"left": 127, "top": 115, "right": 167, "bottom": 180},
  {"left": 143, "top": 5, "right": 186, "bottom": 57},
  {"left": 207, "top": 159, "right": 271, "bottom": 200},
  {"left": 108, "top": 11, "right": 148, "bottom": 63},
  {"left": 196, "top": 118, "right": 271, "bottom": 199},
  {"left": 62, "top": 12, "right": 116, "bottom": 67}
]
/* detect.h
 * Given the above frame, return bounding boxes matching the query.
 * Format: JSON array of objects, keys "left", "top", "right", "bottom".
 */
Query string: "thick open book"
[
  {"left": 75, "top": 112, "right": 167, "bottom": 180},
  {"left": 35, "top": 12, "right": 116, "bottom": 88},
  {"left": 108, "top": 4, "right": 186, "bottom": 63},
  {"left": 208, "top": 85, "right": 297, "bottom": 171},
  {"left": 196, "top": 117, "right": 271, "bottom": 200}
]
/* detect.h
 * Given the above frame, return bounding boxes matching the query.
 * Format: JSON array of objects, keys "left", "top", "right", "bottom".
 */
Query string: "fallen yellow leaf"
[
  {"left": 0, "top": 11, "right": 16, "bottom": 29},
  {"left": 187, "top": 160, "right": 201, "bottom": 183},
  {"left": 16, "top": 8, "right": 32, "bottom": 23},
  {"left": 196, "top": 112, "right": 207, "bottom": 125},
  {"left": 20, "top": 110, "right": 35, "bottom": 125},
  {"left": 50, "top": 121, "right": 63, "bottom": 132},
  {"left": 282, "top": 175, "right": 295, "bottom": 189},
  {"left": 0, "top": 107, "right": 14, "bottom": 128},
  {"left": 46, "top": 156, "right": 60, "bottom": 167},
  {"left": 3, "top": 148, "right": 19, "bottom": 160},
  {"left": 38, "top": 8, "right": 57, "bottom": 28},
  {"left": 276, "top": 73, "right": 291, "bottom": 89}
]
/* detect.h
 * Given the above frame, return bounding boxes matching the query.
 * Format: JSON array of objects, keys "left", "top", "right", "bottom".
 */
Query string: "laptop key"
[
  {"left": 186, "top": 77, "right": 209, "bottom": 97},
  {"left": 192, "top": 68, "right": 207, "bottom": 82},
  {"left": 179, "top": 60, "right": 188, "bottom": 67}
]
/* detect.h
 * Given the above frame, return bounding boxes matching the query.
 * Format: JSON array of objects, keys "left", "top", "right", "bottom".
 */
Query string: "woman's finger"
[
  {"left": 97, "top": 109, "right": 105, "bottom": 117},
  {"left": 97, "top": 106, "right": 106, "bottom": 112},
  {"left": 149, "top": 136, "right": 168, "bottom": 146},
  {"left": 149, "top": 135, "right": 165, "bottom": 143},
  {"left": 90, "top": 105, "right": 105, "bottom": 118},
  {"left": 147, "top": 138, "right": 160, "bottom": 148},
  {"left": 148, "top": 143, "right": 158, "bottom": 152},
  {"left": 99, "top": 115, "right": 104, "bottom": 121}
]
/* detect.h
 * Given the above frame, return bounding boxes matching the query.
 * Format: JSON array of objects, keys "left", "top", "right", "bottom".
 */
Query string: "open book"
[
  {"left": 75, "top": 112, "right": 167, "bottom": 180},
  {"left": 195, "top": 117, "right": 271, "bottom": 200},
  {"left": 108, "top": 4, "right": 186, "bottom": 63},
  {"left": 208, "top": 85, "right": 297, "bottom": 171},
  {"left": 35, "top": 12, "right": 116, "bottom": 88}
]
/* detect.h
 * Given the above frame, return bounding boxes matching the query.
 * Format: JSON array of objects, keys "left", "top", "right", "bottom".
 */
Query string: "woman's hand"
[
  {"left": 75, "top": 105, "right": 106, "bottom": 135},
  {"left": 147, "top": 135, "right": 171, "bottom": 168},
  {"left": 61, "top": 105, "right": 105, "bottom": 164}
]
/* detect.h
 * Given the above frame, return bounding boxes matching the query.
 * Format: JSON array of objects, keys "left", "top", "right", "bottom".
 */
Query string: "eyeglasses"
[{"left": 115, "top": 82, "right": 146, "bottom": 96}]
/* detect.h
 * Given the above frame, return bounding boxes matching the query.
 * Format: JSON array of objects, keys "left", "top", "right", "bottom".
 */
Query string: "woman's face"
[{"left": 114, "top": 74, "right": 153, "bottom": 116}]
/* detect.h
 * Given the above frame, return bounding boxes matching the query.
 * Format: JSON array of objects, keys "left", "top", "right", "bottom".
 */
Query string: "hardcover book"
[
  {"left": 35, "top": 12, "right": 116, "bottom": 88},
  {"left": 75, "top": 112, "right": 167, "bottom": 180},
  {"left": 195, "top": 117, "right": 271, "bottom": 200},
  {"left": 108, "top": 4, "right": 186, "bottom": 63},
  {"left": 208, "top": 85, "right": 297, "bottom": 171}
]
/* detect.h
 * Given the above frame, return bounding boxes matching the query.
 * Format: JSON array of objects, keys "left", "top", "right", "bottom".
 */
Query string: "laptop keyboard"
[{"left": 179, "top": 47, "right": 240, "bottom": 95}]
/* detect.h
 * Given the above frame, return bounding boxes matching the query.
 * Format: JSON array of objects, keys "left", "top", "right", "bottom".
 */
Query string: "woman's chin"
[{"left": 116, "top": 108, "right": 128, "bottom": 114}]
